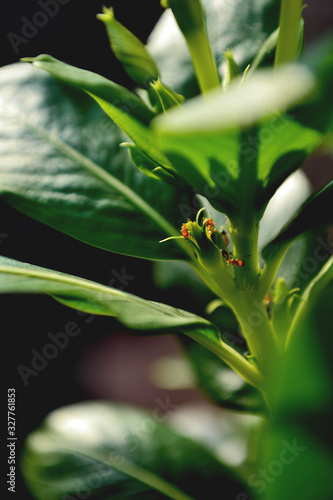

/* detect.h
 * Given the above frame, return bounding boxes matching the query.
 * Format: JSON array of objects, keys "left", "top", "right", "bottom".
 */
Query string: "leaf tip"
[{"left": 96, "top": 6, "right": 114, "bottom": 23}]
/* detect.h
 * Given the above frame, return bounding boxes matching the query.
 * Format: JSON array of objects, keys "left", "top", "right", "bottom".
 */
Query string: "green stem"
[
  {"left": 186, "top": 325, "right": 264, "bottom": 390},
  {"left": 187, "top": 31, "right": 221, "bottom": 94},
  {"left": 166, "top": 0, "right": 220, "bottom": 94},
  {"left": 231, "top": 221, "right": 261, "bottom": 290},
  {"left": 275, "top": 0, "right": 303, "bottom": 66},
  {"left": 230, "top": 127, "right": 261, "bottom": 289},
  {"left": 230, "top": 293, "right": 280, "bottom": 377},
  {"left": 257, "top": 244, "right": 291, "bottom": 301}
]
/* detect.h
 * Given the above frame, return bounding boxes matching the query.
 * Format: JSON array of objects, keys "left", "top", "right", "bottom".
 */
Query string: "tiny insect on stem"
[
  {"left": 221, "top": 249, "right": 246, "bottom": 268},
  {"left": 180, "top": 223, "right": 190, "bottom": 239},
  {"left": 203, "top": 217, "right": 215, "bottom": 234}
]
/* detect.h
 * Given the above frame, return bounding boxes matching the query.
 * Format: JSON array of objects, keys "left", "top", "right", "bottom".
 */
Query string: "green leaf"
[
  {"left": 148, "top": 79, "right": 185, "bottom": 113},
  {"left": 22, "top": 56, "right": 175, "bottom": 174},
  {"left": 124, "top": 143, "right": 183, "bottom": 185},
  {"left": 262, "top": 181, "right": 333, "bottom": 263},
  {"left": 21, "top": 402, "right": 247, "bottom": 500},
  {"left": 0, "top": 255, "right": 215, "bottom": 334},
  {"left": 0, "top": 255, "right": 263, "bottom": 387},
  {"left": 22, "top": 55, "right": 154, "bottom": 124},
  {"left": 0, "top": 63, "right": 190, "bottom": 261},
  {"left": 259, "top": 259, "right": 333, "bottom": 500},
  {"left": 153, "top": 104, "right": 321, "bottom": 217},
  {"left": 88, "top": 92, "right": 174, "bottom": 172},
  {"left": 148, "top": 0, "right": 280, "bottom": 97},
  {"left": 153, "top": 64, "right": 316, "bottom": 134},
  {"left": 97, "top": 6, "right": 160, "bottom": 87},
  {"left": 152, "top": 43, "right": 331, "bottom": 215}
]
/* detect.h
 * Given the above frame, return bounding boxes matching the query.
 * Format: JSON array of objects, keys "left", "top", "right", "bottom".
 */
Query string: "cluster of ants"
[{"left": 180, "top": 217, "right": 246, "bottom": 268}]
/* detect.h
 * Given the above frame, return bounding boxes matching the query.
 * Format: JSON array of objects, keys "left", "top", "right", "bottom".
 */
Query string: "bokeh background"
[{"left": 1, "top": 0, "right": 332, "bottom": 497}]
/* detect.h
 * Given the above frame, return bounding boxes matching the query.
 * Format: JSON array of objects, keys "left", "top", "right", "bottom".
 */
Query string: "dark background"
[{"left": 1, "top": 1, "right": 332, "bottom": 498}]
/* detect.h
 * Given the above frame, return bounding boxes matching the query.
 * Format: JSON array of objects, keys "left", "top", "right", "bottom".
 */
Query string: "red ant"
[
  {"left": 203, "top": 218, "right": 215, "bottom": 234},
  {"left": 221, "top": 249, "right": 245, "bottom": 267},
  {"left": 180, "top": 223, "right": 190, "bottom": 239}
]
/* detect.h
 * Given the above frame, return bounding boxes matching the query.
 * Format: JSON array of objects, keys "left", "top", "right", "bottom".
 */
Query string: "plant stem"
[
  {"left": 187, "top": 325, "right": 264, "bottom": 390},
  {"left": 166, "top": 0, "right": 220, "bottom": 94},
  {"left": 275, "top": 0, "right": 303, "bottom": 66},
  {"left": 230, "top": 127, "right": 261, "bottom": 289},
  {"left": 187, "top": 31, "right": 221, "bottom": 94},
  {"left": 230, "top": 293, "right": 279, "bottom": 377},
  {"left": 257, "top": 248, "right": 288, "bottom": 301}
]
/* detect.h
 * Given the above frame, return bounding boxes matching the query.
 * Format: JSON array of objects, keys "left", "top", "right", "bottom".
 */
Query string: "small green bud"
[
  {"left": 180, "top": 214, "right": 226, "bottom": 273},
  {"left": 149, "top": 78, "right": 185, "bottom": 113},
  {"left": 97, "top": 7, "right": 160, "bottom": 87},
  {"left": 222, "top": 51, "right": 240, "bottom": 91},
  {"left": 122, "top": 143, "right": 184, "bottom": 186}
]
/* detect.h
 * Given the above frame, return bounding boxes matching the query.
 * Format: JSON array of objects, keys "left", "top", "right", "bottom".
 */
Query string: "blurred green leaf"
[
  {"left": 21, "top": 402, "right": 247, "bottom": 500},
  {"left": 0, "top": 63, "right": 189, "bottom": 261},
  {"left": 293, "top": 33, "right": 333, "bottom": 133},
  {"left": 262, "top": 181, "right": 333, "bottom": 264},
  {"left": 153, "top": 64, "right": 316, "bottom": 134},
  {"left": 259, "top": 258, "right": 333, "bottom": 500}
]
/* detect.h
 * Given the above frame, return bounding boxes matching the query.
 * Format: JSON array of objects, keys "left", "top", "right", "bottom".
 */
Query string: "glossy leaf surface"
[
  {"left": 22, "top": 402, "right": 247, "bottom": 500},
  {"left": 22, "top": 54, "right": 154, "bottom": 124},
  {"left": 0, "top": 255, "right": 231, "bottom": 361},
  {"left": 0, "top": 63, "right": 190, "bottom": 261}
]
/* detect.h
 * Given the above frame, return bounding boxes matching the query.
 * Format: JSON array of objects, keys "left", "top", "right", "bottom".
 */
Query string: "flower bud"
[
  {"left": 97, "top": 7, "right": 160, "bottom": 87},
  {"left": 149, "top": 78, "right": 185, "bottom": 113},
  {"left": 222, "top": 51, "right": 240, "bottom": 91},
  {"left": 180, "top": 214, "right": 226, "bottom": 273}
]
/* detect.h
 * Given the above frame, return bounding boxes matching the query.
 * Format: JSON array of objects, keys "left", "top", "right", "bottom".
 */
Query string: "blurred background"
[{"left": 1, "top": 0, "right": 332, "bottom": 497}]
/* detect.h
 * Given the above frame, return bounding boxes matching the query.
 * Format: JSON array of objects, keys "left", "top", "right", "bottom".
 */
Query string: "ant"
[
  {"left": 221, "top": 249, "right": 246, "bottom": 268},
  {"left": 203, "top": 218, "right": 215, "bottom": 234},
  {"left": 180, "top": 223, "right": 190, "bottom": 239}
]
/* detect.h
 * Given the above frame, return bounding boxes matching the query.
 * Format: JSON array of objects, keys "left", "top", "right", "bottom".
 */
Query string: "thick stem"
[
  {"left": 230, "top": 220, "right": 261, "bottom": 289},
  {"left": 187, "top": 31, "right": 221, "bottom": 94},
  {"left": 275, "top": 0, "right": 303, "bottom": 66},
  {"left": 231, "top": 293, "right": 280, "bottom": 378},
  {"left": 187, "top": 325, "right": 264, "bottom": 390},
  {"left": 230, "top": 127, "right": 261, "bottom": 289},
  {"left": 166, "top": 0, "right": 220, "bottom": 94}
]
